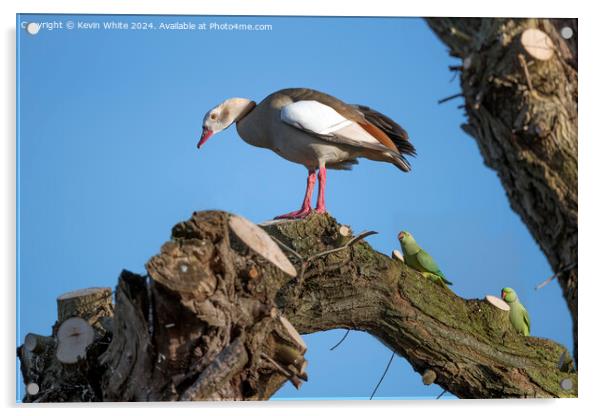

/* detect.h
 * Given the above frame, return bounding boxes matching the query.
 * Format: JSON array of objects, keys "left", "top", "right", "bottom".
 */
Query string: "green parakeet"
[
  {"left": 501, "top": 287, "right": 530, "bottom": 336},
  {"left": 397, "top": 231, "right": 453, "bottom": 287}
]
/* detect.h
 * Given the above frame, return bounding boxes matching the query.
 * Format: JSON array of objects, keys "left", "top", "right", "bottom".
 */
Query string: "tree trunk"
[
  {"left": 18, "top": 211, "right": 577, "bottom": 401},
  {"left": 425, "top": 18, "right": 578, "bottom": 360}
]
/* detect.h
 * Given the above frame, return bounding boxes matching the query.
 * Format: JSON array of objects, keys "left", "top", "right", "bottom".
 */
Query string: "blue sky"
[{"left": 17, "top": 14, "right": 572, "bottom": 400}]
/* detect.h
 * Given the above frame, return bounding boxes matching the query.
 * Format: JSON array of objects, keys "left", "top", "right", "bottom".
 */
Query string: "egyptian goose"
[{"left": 197, "top": 88, "right": 416, "bottom": 219}]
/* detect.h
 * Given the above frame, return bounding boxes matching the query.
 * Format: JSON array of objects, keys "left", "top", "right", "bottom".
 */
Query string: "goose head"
[{"left": 198, "top": 98, "right": 255, "bottom": 148}]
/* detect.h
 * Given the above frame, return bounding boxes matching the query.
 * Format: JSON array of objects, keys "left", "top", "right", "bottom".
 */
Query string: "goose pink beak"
[{"left": 197, "top": 128, "right": 214, "bottom": 149}]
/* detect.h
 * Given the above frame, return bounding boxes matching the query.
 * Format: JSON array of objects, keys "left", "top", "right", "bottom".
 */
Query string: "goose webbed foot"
[{"left": 274, "top": 206, "right": 313, "bottom": 220}]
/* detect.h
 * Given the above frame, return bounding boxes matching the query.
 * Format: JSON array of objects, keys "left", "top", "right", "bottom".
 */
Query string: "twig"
[
  {"left": 270, "top": 229, "right": 377, "bottom": 305},
  {"left": 270, "top": 229, "right": 376, "bottom": 264},
  {"left": 535, "top": 262, "right": 577, "bottom": 290},
  {"left": 306, "top": 230, "right": 378, "bottom": 262},
  {"left": 261, "top": 353, "right": 303, "bottom": 389},
  {"left": 260, "top": 352, "right": 293, "bottom": 378},
  {"left": 271, "top": 236, "right": 303, "bottom": 261},
  {"left": 437, "top": 93, "right": 463, "bottom": 105},
  {"left": 448, "top": 64, "right": 462, "bottom": 83},
  {"left": 436, "top": 389, "right": 447, "bottom": 399},
  {"left": 369, "top": 351, "right": 395, "bottom": 400},
  {"left": 518, "top": 53, "right": 534, "bottom": 91},
  {"left": 329, "top": 329, "right": 350, "bottom": 351}
]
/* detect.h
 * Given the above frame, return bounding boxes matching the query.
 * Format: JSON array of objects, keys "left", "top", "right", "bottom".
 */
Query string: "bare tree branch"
[
  {"left": 425, "top": 17, "right": 578, "bottom": 359},
  {"left": 18, "top": 211, "right": 576, "bottom": 401}
]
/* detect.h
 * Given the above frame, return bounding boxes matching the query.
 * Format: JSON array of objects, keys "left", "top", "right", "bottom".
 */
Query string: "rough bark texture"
[
  {"left": 18, "top": 211, "right": 576, "bottom": 401},
  {"left": 425, "top": 18, "right": 578, "bottom": 359}
]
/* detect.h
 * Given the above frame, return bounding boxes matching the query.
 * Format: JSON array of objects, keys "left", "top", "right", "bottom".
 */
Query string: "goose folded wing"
[{"left": 280, "top": 100, "right": 398, "bottom": 153}]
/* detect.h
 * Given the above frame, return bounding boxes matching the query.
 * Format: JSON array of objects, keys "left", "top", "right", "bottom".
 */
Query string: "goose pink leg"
[
  {"left": 315, "top": 166, "right": 327, "bottom": 214},
  {"left": 275, "top": 170, "right": 316, "bottom": 219}
]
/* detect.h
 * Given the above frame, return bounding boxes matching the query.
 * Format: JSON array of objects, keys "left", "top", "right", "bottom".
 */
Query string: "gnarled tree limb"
[
  {"left": 262, "top": 212, "right": 576, "bottom": 398},
  {"left": 425, "top": 17, "right": 578, "bottom": 360},
  {"left": 18, "top": 211, "right": 576, "bottom": 401}
]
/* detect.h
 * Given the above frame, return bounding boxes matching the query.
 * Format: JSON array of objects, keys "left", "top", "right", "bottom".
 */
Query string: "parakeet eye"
[{"left": 210, "top": 113, "right": 217, "bottom": 120}]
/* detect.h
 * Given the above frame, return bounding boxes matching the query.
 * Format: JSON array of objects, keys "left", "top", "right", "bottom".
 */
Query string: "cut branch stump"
[
  {"left": 426, "top": 17, "right": 578, "bottom": 359},
  {"left": 18, "top": 210, "right": 577, "bottom": 400}
]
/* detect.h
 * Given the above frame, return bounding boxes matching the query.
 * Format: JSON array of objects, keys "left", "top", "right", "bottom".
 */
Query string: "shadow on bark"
[
  {"left": 18, "top": 211, "right": 577, "bottom": 401},
  {"left": 425, "top": 17, "right": 578, "bottom": 360}
]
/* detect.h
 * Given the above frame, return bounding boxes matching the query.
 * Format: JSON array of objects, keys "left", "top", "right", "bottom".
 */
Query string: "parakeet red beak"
[
  {"left": 501, "top": 291, "right": 506, "bottom": 300},
  {"left": 197, "top": 128, "right": 214, "bottom": 149},
  {"left": 397, "top": 232, "right": 404, "bottom": 240}
]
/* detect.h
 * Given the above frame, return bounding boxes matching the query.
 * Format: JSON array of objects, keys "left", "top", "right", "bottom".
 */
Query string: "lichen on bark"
[
  {"left": 18, "top": 211, "right": 576, "bottom": 401},
  {"left": 425, "top": 17, "right": 578, "bottom": 360}
]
